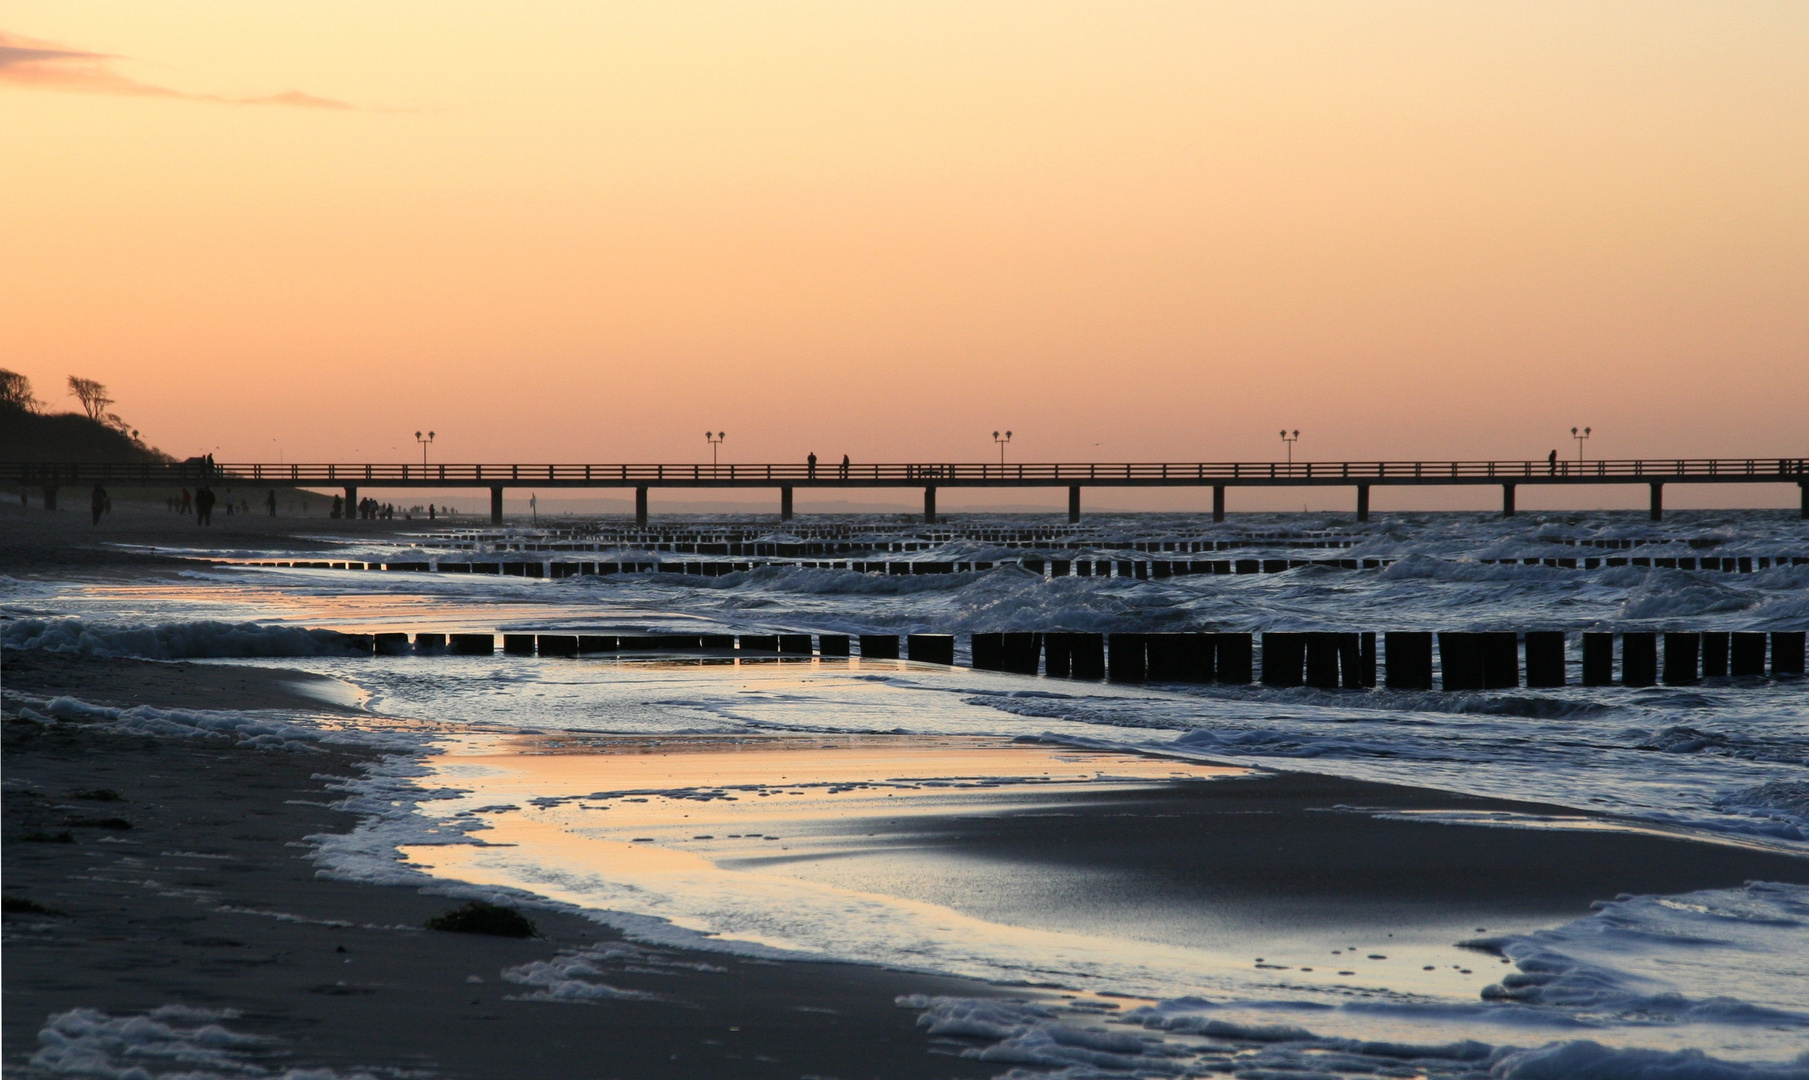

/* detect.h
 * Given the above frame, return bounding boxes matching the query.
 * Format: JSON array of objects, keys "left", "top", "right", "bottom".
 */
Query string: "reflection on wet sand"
[{"left": 402, "top": 734, "right": 1546, "bottom": 1014}]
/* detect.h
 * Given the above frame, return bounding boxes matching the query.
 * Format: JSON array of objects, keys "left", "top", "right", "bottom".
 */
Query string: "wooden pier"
[{"left": 8, "top": 457, "right": 1805, "bottom": 524}]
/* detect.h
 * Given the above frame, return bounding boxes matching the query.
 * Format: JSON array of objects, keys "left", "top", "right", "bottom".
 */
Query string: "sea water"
[{"left": 5, "top": 509, "right": 1807, "bottom": 1076}]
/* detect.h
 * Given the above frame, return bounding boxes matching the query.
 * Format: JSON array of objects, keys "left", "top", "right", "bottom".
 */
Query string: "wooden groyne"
[{"left": 340, "top": 628, "right": 1807, "bottom": 685}]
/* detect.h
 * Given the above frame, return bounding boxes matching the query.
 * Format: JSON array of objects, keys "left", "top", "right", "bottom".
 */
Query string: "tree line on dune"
[{"left": 1, "top": 370, "right": 169, "bottom": 464}]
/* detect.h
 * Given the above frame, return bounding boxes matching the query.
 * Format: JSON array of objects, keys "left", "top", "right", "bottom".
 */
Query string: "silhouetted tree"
[
  {"left": 67, "top": 376, "right": 114, "bottom": 421},
  {"left": 66, "top": 376, "right": 132, "bottom": 431},
  {"left": 1, "top": 369, "right": 40, "bottom": 412}
]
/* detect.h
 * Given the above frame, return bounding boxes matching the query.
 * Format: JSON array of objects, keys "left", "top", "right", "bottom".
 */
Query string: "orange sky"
[{"left": 3, "top": 2, "right": 1804, "bottom": 511}]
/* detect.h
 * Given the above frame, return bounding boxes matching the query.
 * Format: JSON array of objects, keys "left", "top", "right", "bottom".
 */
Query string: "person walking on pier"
[
  {"left": 839, "top": 454, "right": 849, "bottom": 479},
  {"left": 1548, "top": 449, "right": 1557, "bottom": 476},
  {"left": 90, "top": 484, "right": 108, "bottom": 526},
  {"left": 807, "top": 452, "right": 818, "bottom": 480}
]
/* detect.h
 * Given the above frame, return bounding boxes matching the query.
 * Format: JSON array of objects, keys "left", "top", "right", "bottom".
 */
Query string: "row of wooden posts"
[
  {"left": 245, "top": 553, "right": 1806, "bottom": 578},
  {"left": 357, "top": 629, "right": 1806, "bottom": 686}
]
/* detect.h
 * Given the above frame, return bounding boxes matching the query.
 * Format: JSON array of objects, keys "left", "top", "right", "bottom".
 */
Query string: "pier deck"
[{"left": 9, "top": 458, "right": 1805, "bottom": 524}]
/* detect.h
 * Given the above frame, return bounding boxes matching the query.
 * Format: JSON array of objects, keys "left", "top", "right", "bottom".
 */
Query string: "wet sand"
[
  {"left": 410, "top": 732, "right": 1809, "bottom": 1001},
  {"left": 1, "top": 657, "right": 1016, "bottom": 1079},
  {"left": 0, "top": 499, "right": 451, "bottom": 575}
]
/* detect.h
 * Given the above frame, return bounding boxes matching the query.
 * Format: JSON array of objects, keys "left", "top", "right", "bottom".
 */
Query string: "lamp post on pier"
[
  {"left": 414, "top": 430, "right": 434, "bottom": 466},
  {"left": 705, "top": 431, "right": 725, "bottom": 468},
  {"left": 993, "top": 430, "right": 1012, "bottom": 465},
  {"left": 1572, "top": 426, "right": 1591, "bottom": 462},
  {"left": 1280, "top": 429, "right": 1299, "bottom": 465}
]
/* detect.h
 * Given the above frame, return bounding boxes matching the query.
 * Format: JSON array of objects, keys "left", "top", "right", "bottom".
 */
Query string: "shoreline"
[{"left": 1, "top": 657, "right": 1017, "bottom": 1079}]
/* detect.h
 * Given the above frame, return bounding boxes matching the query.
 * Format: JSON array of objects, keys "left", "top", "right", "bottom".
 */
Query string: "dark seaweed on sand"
[
  {"left": 425, "top": 901, "right": 537, "bottom": 938},
  {"left": 3, "top": 895, "right": 62, "bottom": 915},
  {"left": 73, "top": 789, "right": 123, "bottom": 802},
  {"left": 70, "top": 816, "right": 132, "bottom": 830}
]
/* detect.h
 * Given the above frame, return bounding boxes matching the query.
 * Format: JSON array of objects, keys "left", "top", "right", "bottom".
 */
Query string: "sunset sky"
[{"left": 3, "top": 1, "right": 1804, "bottom": 510}]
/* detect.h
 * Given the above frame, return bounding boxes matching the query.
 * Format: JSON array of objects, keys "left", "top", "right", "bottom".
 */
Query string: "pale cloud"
[{"left": 0, "top": 31, "right": 353, "bottom": 109}]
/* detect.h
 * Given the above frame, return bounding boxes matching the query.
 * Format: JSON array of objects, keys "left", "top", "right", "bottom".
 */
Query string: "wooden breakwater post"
[
  {"left": 819, "top": 634, "right": 851, "bottom": 656},
  {"left": 1730, "top": 632, "right": 1767, "bottom": 676},
  {"left": 1385, "top": 632, "right": 1433, "bottom": 689},
  {"left": 415, "top": 632, "right": 447, "bottom": 653},
  {"left": 1261, "top": 632, "right": 1306, "bottom": 687},
  {"left": 907, "top": 634, "right": 954, "bottom": 664},
  {"left": 1072, "top": 632, "right": 1107, "bottom": 679},
  {"left": 1109, "top": 633, "right": 1148, "bottom": 682},
  {"left": 1002, "top": 632, "right": 1041, "bottom": 675},
  {"left": 861, "top": 634, "right": 901, "bottom": 659},
  {"left": 1215, "top": 633, "right": 1253, "bottom": 683},
  {"left": 1525, "top": 631, "right": 1565, "bottom": 687},
  {"left": 538, "top": 634, "right": 579, "bottom": 657},
  {"left": 1305, "top": 632, "right": 1340, "bottom": 688},
  {"left": 1701, "top": 632, "right": 1729, "bottom": 677},
  {"left": 1662, "top": 632, "right": 1699, "bottom": 684},
  {"left": 1582, "top": 633, "right": 1613, "bottom": 685},
  {"left": 1777, "top": 631, "right": 1807, "bottom": 675},
  {"left": 452, "top": 633, "right": 495, "bottom": 655},
  {"left": 1621, "top": 632, "right": 1658, "bottom": 687}
]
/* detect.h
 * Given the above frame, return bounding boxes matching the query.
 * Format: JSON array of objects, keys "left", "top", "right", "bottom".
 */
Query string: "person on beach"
[
  {"left": 195, "top": 485, "right": 215, "bottom": 525},
  {"left": 808, "top": 452, "right": 817, "bottom": 479},
  {"left": 331, "top": 494, "right": 342, "bottom": 519},
  {"left": 266, "top": 490, "right": 277, "bottom": 516},
  {"left": 180, "top": 488, "right": 192, "bottom": 514},
  {"left": 90, "top": 484, "right": 108, "bottom": 525}
]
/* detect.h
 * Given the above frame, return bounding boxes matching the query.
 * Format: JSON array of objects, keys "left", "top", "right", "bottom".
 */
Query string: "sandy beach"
[
  {"left": 5, "top": 508, "right": 1807, "bottom": 1077},
  {"left": 2, "top": 655, "right": 1015, "bottom": 1079}
]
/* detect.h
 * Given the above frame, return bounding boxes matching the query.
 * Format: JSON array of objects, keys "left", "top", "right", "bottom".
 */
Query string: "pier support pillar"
[
  {"left": 344, "top": 486, "right": 357, "bottom": 519},
  {"left": 779, "top": 486, "right": 793, "bottom": 521},
  {"left": 1068, "top": 485, "right": 1081, "bottom": 523},
  {"left": 636, "top": 486, "right": 649, "bottom": 527},
  {"left": 923, "top": 486, "right": 936, "bottom": 524},
  {"left": 41, "top": 485, "right": 57, "bottom": 510},
  {"left": 489, "top": 486, "right": 503, "bottom": 524},
  {"left": 1356, "top": 484, "right": 1370, "bottom": 523},
  {"left": 1501, "top": 483, "right": 1515, "bottom": 518},
  {"left": 1649, "top": 482, "right": 1663, "bottom": 522},
  {"left": 1800, "top": 482, "right": 1807, "bottom": 520},
  {"left": 1212, "top": 485, "right": 1225, "bottom": 523}
]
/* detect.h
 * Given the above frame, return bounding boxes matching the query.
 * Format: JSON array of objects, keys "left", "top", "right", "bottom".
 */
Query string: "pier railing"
[{"left": 6, "top": 457, "right": 1806, "bottom": 487}]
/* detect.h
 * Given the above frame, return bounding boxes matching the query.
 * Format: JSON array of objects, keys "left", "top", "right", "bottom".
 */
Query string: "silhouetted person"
[
  {"left": 331, "top": 494, "right": 343, "bottom": 519},
  {"left": 429, "top": 504, "right": 435, "bottom": 520},
  {"left": 839, "top": 454, "right": 849, "bottom": 479},
  {"left": 180, "top": 488, "right": 192, "bottom": 514},
  {"left": 91, "top": 484, "right": 108, "bottom": 526},
  {"left": 195, "top": 485, "right": 215, "bottom": 525},
  {"left": 266, "top": 490, "right": 277, "bottom": 516},
  {"left": 1548, "top": 449, "right": 1557, "bottom": 476},
  {"left": 807, "top": 452, "right": 817, "bottom": 480}
]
